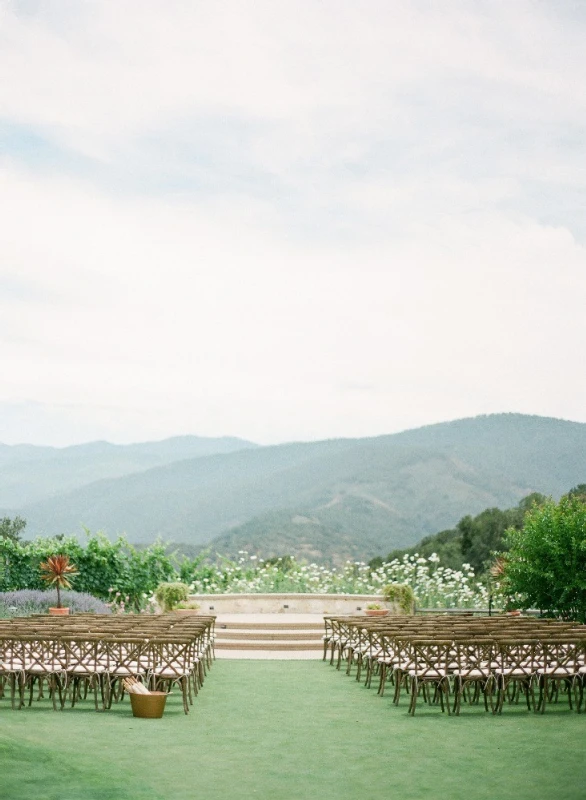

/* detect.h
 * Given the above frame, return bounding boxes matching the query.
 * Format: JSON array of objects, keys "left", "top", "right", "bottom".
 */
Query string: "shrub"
[
  {"left": 503, "top": 495, "right": 586, "bottom": 622},
  {"left": 0, "top": 589, "right": 111, "bottom": 617},
  {"left": 155, "top": 582, "right": 190, "bottom": 612},
  {"left": 383, "top": 583, "right": 415, "bottom": 614},
  {"left": 175, "top": 601, "right": 200, "bottom": 610}
]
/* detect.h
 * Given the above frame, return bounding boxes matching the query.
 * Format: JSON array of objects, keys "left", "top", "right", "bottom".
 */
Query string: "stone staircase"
[{"left": 214, "top": 616, "right": 324, "bottom": 658}]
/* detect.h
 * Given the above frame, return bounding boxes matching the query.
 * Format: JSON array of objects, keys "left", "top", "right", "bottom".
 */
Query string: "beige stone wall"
[{"left": 188, "top": 592, "right": 401, "bottom": 614}]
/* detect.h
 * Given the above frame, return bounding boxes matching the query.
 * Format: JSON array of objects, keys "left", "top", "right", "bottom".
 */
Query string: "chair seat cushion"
[
  {"left": 495, "top": 668, "right": 533, "bottom": 676},
  {"left": 153, "top": 667, "right": 191, "bottom": 677},
  {"left": 109, "top": 666, "right": 143, "bottom": 675},
  {"left": 452, "top": 669, "right": 490, "bottom": 678},
  {"left": 68, "top": 664, "right": 107, "bottom": 674},
  {"left": 537, "top": 667, "right": 575, "bottom": 676},
  {"left": 27, "top": 663, "right": 64, "bottom": 673},
  {"left": 408, "top": 669, "right": 448, "bottom": 678}
]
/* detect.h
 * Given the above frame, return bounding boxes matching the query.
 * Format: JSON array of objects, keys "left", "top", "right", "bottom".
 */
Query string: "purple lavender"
[{"left": 0, "top": 589, "right": 111, "bottom": 617}]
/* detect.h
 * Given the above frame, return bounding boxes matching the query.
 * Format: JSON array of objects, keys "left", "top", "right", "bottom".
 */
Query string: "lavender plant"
[{"left": 0, "top": 589, "right": 111, "bottom": 617}]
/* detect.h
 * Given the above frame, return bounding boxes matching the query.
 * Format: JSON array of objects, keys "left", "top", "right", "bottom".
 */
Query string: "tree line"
[{"left": 370, "top": 485, "right": 586, "bottom": 576}]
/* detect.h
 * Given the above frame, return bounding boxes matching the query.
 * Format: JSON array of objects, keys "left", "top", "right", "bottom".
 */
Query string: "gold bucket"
[{"left": 129, "top": 691, "right": 169, "bottom": 719}]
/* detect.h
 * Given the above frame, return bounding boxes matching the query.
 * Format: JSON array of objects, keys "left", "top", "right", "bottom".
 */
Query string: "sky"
[{"left": 0, "top": 0, "right": 585, "bottom": 447}]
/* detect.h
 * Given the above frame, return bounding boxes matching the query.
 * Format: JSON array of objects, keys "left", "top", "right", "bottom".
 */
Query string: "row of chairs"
[
  {"left": 323, "top": 615, "right": 586, "bottom": 715},
  {"left": 0, "top": 613, "right": 216, "bottom": 714}
]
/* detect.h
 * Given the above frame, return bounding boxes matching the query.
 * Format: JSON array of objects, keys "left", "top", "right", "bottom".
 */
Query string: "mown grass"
[{"left": 1, "top": 660, "right": 585, "bottom": 800}]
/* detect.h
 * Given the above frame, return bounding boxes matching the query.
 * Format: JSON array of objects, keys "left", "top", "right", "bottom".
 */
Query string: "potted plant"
[
  {"left": 40, "top": 554, "right": 78, "bottom": 615},
  {"left": 154, "top": 582, "right": 191, "bottom": 612},
  {"left": 365, "top": 602, "right": 389, "bottom": 617},
  {"left": 174, "top": 601, "right": 201, "bottom": 615},
  {"left": 490, "top": 556, "right": 521, "bottom": 615},
  {"left": 383, "top": 583, "right": 416, "bottom": 615}
]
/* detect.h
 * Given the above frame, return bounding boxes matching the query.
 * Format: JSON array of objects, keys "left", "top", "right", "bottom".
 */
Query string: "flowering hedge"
[
  {"left": 187, "top": 552, "right": 498, "bottom": 609},
  {"left": 0, "top": 532, "right": 499, "bottom": 610}
]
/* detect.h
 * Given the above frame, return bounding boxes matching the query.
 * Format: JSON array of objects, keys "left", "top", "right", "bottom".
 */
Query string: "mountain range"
[{"left": 1, "top": 414, "right": 585, "bottom": 564}]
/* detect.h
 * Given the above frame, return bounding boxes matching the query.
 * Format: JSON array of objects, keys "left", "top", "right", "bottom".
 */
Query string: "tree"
[
  {"left": 503, "top": 495, "right": 586, "bottom": 622},
  {"left": 517, "top": 492, "right": 547, "bottom": 512},
  {"left": 39, "top": 554, "right": 78, "bottom": 609},
  {"left": 378, "top": 493, "right": 549, "bottom": 575},
  {"left": 0, "top": 516, "right": 27, "bottom": 542},
  {"left": 566, "top": 484, "right": 586, "bottom": 502}
]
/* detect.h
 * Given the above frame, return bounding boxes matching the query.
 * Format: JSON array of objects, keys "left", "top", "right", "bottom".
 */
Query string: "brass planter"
[{"left": 129, "top": 692, "right": 169, "bottom": 719}]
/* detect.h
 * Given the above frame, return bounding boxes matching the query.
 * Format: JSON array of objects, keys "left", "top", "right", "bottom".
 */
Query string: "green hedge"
[{"left": 0, "top": 531, "right": 175, "bottom": 612}]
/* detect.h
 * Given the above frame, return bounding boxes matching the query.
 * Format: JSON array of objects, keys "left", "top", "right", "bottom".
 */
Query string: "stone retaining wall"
[{"left": 188, "top": 592, "right": 402, "bottom": 614}]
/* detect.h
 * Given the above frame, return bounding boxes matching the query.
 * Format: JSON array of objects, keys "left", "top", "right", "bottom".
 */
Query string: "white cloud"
[{"left": 0, "top": 0, "right": 585, "bottom": 445}]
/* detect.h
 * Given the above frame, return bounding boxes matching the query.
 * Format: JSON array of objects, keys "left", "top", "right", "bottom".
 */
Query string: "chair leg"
[
  {"left": 181, "top": 677, "right": 189, "bottom": 715},
  {"left": 492, "top": 676, "right": 504, "bottom": 715},
  {"left": 345, "top": 648, "right": 351, "bottom": 674},
  {"left": 538, "top": 675, "right": 548, "bottom": 714},
  {"left": 365, "top": 659, "right": 373, "bottom": 688},
  {"left": 378, "top": 663, "right": 387, "bottom": 696},
  {"left": 408, "top": 677, "right": 418, "bottom": 716},
  {"left": 18, "top": 672, "right": 26, "bottom": 709},
  {"left": 393, "top": 670, "right": 404, "bottom": 705},
  {"left": 436, "top": 682, "right": 444, "bottom": 712},
  {"left": 573, "top": 676, "right": 582, "bottom": 713},
  {"left": 443, "top": 680, "right": 451, "bottom": 715},
  {"left": 453, "top": 677, "right": 462, "bottom": 715},
  {"left": 71, "top": 677, "right": 79, "bottom": 708}
]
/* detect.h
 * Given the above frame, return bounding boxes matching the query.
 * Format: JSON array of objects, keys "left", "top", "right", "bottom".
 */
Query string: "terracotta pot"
[
  {"left": 365, "top": 609, "right": 389, "bottom": 617},
  {"left": 506, "top": 610, "right": 522, "bottom": 617},
  {"left": 49, "top": 607, "right": 70, "bottom": 616}
]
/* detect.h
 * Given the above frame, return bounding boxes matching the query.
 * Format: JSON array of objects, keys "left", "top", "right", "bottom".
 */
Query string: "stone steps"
[
  {"left": 218, "top": 621, "right": 323, "bottom": 631},
  {"left": 217, "top": 639, "right": 323, "bottom": 651},
  {"left": 218, "top": 629, "right": 322, "bottom": 641},
  {"left": 215, "top": 616, "right": 325, "bottom": 654}
]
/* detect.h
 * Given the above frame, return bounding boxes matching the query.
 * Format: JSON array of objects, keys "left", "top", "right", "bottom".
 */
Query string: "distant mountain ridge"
[
  {"left": 0, "top": 435, "right": 258, "bottom": 507},
  {"left": 3, "top": 414, "right": 585, "bottom": 564}
]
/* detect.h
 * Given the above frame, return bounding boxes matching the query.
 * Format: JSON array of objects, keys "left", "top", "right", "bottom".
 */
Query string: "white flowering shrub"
[{"left": 188, "top": 552, "right": 499, "bottom": 609}]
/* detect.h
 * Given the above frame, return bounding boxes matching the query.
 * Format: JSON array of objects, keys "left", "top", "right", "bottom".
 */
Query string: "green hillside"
[
  {"left": 0, "top": 436, "right": 257, "bottom": 507},
  {"left": 10, "top": 414, "right": 586, "bottom": 563}
]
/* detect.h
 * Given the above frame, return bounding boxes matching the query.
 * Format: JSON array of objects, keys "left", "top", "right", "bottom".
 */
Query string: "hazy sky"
[{"left": 1, "top": 0, "right": 585, "bottom": 447}]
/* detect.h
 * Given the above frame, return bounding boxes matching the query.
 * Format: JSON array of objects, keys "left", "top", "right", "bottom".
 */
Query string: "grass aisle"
[{"left": 1, "top": 660, "right": 585, "bottom": 800}]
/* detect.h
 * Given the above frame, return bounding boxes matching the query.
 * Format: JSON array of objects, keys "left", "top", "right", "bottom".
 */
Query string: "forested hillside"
[
  {"left": 0, "top": 436, "right": 257, "bottom": 507},
  {"left": 5, "top": 414, "right": 586, "bottom": 564},
  {"left": 376, "top": 484, "right": 586, "bottom": 575}
]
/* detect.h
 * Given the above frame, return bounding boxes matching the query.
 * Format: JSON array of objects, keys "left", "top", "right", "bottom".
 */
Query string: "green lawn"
[{"left": 1, "top": 660, "right": 585, "bottom": 800}]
